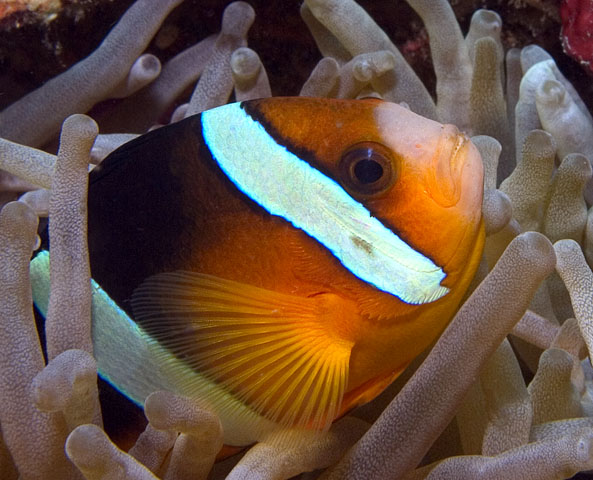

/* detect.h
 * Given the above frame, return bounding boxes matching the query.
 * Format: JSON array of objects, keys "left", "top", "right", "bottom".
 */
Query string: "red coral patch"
[{"left": 561, "top": 0, "right": 593, "bottom": 73}]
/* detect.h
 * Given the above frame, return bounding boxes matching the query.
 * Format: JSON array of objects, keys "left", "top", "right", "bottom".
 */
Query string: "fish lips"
[{"left": 429, "top": 125, "right": 483, "bottom": 209}]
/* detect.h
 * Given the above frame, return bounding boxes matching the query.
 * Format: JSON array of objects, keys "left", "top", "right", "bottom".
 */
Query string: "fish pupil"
[{"left": 354, "top": 157, "right": 384, "bottom": 184}]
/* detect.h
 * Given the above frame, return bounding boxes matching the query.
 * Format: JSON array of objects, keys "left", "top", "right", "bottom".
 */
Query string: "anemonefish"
[{"left": 32, "top": 97, "right": 484, "bottom": 447}]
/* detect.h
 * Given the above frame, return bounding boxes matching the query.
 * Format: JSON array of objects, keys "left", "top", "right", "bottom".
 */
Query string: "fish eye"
[{"left": 339, "top": 142, "right": 396, "bottom": 196}]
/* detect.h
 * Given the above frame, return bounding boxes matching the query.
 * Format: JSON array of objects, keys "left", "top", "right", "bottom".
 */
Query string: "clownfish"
[{"left": 32, "top": 97, "right": 484, "bottom": 447}]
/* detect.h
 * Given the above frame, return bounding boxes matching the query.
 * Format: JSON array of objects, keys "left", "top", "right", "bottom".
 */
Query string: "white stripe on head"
[{"left": 201, "top": 102, "right": 449, "bottom": 304}]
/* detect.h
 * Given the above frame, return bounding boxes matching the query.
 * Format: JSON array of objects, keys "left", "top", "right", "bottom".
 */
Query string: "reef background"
[{"left": 1, "top": 0, "right": 591, "bottom": 116}]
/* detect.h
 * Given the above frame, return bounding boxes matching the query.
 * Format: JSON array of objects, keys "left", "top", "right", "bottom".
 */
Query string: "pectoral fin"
[{"left": 131, "top": 271, "right": 353, "bottom": 432}]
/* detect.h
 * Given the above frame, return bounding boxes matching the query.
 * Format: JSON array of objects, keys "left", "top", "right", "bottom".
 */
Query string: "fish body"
[{"left": 44, "top": 98, "right": 485, "bottom": 445}]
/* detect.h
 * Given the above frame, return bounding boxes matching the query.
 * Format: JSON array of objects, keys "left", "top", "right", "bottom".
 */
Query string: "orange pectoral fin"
[
  {"left": 340, "top": 363, "right": 408, "bottom": 417},
  {"left": 131, "top": 272, "right": 353, "bottom": 433}
]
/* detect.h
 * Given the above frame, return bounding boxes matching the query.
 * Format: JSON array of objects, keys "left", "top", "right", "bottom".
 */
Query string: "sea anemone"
[{"left": 1, "top": 0, "right": 593, "bottom": 479}]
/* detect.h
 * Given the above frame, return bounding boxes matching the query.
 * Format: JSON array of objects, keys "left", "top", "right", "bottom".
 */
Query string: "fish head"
[
  {"left": 360, "top": 100, "right": 485, "bottom": 282},
  {"left": 246, "top": 97, "right": 484, "bottom": 289}
]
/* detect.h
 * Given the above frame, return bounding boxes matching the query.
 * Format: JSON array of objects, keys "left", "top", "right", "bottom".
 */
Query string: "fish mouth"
[{"left": 429, "top": 124, "right": 472, "bottom": 208}]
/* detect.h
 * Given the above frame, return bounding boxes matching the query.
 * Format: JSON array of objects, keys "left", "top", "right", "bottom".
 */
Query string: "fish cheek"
[{"left": 370, "top": 178, "right": 463, "bottom": 274}]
